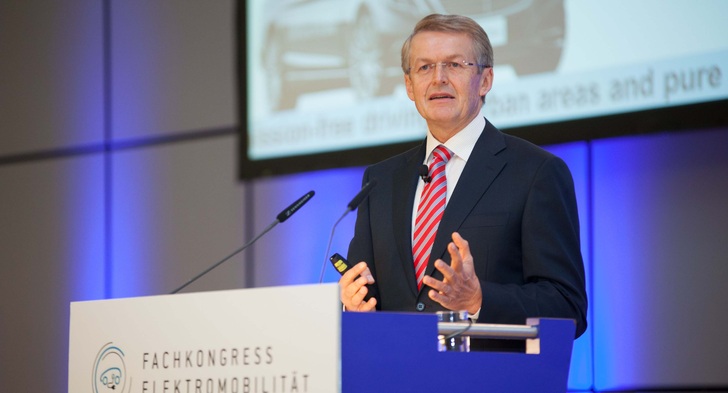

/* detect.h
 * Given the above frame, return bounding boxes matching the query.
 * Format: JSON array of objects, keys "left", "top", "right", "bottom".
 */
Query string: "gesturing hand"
[
  {"left": 339, "top": 261, "right": 377, "bottom": 312},
  {"left": 422, "top": 232, "right": 482, "bottom": 314}
]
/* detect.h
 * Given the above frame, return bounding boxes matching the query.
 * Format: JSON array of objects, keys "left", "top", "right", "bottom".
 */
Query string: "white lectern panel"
[{"left": 69, "top": 284, "right": 340, "bottom": 393}]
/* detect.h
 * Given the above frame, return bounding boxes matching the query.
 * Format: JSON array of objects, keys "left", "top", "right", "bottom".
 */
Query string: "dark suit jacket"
[{"left": 347, "top": 120, "right": 588, "bottom": 339}]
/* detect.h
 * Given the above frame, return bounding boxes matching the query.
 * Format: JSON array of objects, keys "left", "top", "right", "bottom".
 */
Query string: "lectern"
[{"left": 69, "top": 284, "right": 574, "bottom": 393}]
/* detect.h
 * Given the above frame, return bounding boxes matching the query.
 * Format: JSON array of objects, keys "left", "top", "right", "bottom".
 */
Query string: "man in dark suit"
[{"left": 340, "top": 14, "right": 587, "bottom": 340}]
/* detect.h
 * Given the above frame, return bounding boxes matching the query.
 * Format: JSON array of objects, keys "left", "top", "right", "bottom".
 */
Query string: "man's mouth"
[{"left": 429, "top": 93, "right": 454, "bottom": 100}]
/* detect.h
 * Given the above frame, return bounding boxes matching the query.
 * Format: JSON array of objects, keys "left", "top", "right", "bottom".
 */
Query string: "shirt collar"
[{"left": 424, "top": 116, "right": 485, "bottom": 164}]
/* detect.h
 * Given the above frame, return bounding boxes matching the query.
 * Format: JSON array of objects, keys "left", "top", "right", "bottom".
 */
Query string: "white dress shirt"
[
  {"left": 411, "top": 116, "right": 485, "bottom": 235},
  {"left": 411, "top": 116, "right": 486, "bottom": 320}
]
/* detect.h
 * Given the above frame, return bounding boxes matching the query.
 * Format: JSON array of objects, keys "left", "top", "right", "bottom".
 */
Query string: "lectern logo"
[{"left": 93, "top": 342, "right": 130, "bottom": 393}]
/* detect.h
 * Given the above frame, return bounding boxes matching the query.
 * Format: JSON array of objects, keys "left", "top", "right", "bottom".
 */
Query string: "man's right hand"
[{"left": 339, "top": 261, "right": 377, "bottom": 312}]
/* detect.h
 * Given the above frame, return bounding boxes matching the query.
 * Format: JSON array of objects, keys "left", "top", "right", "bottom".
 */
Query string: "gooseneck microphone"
[
  {"left": 347, "top": 179, "right": 377, "bottom": 211},
  {"left": 318, "top": 179, "right": 377, "bottom": 283},
  {"left": 276, "top": 190, "right": 315, "bottom": 223},
  {"left": 170, "top": 190, "right": 315, "bottom": 294},
  {"left": 418, "top": 164, "right": 431, "bottom": 183}
]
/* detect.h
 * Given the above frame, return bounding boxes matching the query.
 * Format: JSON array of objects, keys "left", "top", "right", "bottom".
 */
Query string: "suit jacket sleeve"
[
  {"left": 347, "top": 166, "right": 380, "bottom": 304},
  {"left": 478, "top": 154, "right": 587, "bottom": 337}
]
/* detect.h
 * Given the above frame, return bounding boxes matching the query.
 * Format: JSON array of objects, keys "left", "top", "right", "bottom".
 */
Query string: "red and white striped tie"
[{"left": 413, "top": 145, "right": 452, "bottom": 290}]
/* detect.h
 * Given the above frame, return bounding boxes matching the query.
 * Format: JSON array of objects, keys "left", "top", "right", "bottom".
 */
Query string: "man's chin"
[{"left": 423, "top": 106, "right": 459, "bottom": 120}]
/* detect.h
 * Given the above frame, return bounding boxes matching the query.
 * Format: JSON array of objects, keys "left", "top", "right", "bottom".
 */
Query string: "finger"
[
  {"left": 349, "top": 285, "right": 379, "bottom": 312},
  {"left": 451, "top": 232, "right": 472, "bottom": 262},
  {"left": 357, "top": 297, "right": 377, "bottom": 312},
  {"left": 354, "top": 262, "right": 375, "bottom": 284},
  {"left": 341, "top": 261, "right": 374, "bottom": 285},
  {"left": 339, "top": 262, "right": 376, "bottom": 310},
  {"left": 422, "top": 274, "right": 447, "bottom": 293},
  {"left": 435, "top": 259, "right": 455, "bottom": 282},
  {"left": 451, "top": 232, "right": 477, "bottom": 278},
  {"left": 429, "top": 282, "right": 468, "bottom": 311},
  {"left": 339, "top": 274, "right": 361, "bottom": 303},
  {"left": 340, "top": 261, "right": 366, "bottom": 283},
  {"left": 446, "top": 243, "right": 464, "bottom": 272},
  {"left": 360, "top": 267, "right": 374, "bottom": 284},
  {"left": 342, "top": 274, "right": 370, "bottom": 301},
  {"left": 349, "top": 284, "right": 369, "bottom": 308},
  {"left": 437, "top": 256, "right": 465, "bottom": 301},
  {"left": 428, "top": 289, "right": 451, "bottom": 309}
]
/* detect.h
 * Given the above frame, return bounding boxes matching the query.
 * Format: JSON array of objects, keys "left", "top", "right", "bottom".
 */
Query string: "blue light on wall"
[
  {"left": 109, "top": 150, "right": 163, "bottom": 298},
  {"left": 65, "top": 156, "right": 107, "bottom": 302},
  {"left": 591, "top": 129, "right": 728, "bottom": 390},
  {"left": 544, "top": 141, "right": 593, "bottom": 391},
  {"left": 251, "top": 167, "right": 365, "bottom": 287}
]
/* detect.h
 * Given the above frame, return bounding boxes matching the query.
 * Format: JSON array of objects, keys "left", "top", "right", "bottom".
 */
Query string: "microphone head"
[
  {"left": 347, "top": 179, "right": 378, "bottom": 211},
  {"left": 276, "top": 190, "right": 315, "bottom": 222}
]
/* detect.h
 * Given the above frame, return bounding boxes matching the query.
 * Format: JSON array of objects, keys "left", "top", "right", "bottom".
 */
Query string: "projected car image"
[{"left": 261, "top": 0, "right": 565, "bottom": 111}]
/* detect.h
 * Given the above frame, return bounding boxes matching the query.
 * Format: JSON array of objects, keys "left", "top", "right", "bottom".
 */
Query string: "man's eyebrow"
[{"left": 412, "top": 54, "right": 468, "bottom": 64}]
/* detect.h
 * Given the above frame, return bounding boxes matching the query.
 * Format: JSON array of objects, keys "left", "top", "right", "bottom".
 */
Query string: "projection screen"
[{"left": 240, "top": 0, "right": 728, "bottom": 178}]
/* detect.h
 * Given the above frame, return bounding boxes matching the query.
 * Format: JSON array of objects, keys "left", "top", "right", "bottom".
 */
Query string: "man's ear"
[
  {"left": 479, "top": 67, "right": 494, "bottom": 98},
  {"left": 405, "top": 74, "right": 415, "bottom": 101}
]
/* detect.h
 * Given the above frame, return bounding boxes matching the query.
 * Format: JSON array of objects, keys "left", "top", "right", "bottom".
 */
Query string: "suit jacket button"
[{"left": 416, "top": 302, "right": 425, "bottom": 311}]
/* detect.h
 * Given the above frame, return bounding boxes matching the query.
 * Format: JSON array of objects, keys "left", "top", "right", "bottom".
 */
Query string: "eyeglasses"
[{"left": 407, "top": 60, "right": 490, "bottom": 77}]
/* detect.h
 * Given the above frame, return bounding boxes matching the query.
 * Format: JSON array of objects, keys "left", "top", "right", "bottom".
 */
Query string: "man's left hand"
[{"left": 423, "top": 232, "right": 482, "bottom": 315}]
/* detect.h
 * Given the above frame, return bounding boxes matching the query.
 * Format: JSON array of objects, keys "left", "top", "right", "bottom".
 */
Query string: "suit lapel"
[
  {"left": 425, "top": 123, "right": 507, "bottom": 278},
  {"left": 392, "top": 143, "right": 426, "bottom": 296}
]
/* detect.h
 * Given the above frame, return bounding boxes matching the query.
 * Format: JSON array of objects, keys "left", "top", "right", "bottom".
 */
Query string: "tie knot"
[{"left": 432, "top": 145, "right": 453, "bottom": 164}]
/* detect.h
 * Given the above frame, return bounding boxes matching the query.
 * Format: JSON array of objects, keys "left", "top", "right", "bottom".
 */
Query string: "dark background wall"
[{"left": 1, "top": 1, "right": 726, "bottom": 392}]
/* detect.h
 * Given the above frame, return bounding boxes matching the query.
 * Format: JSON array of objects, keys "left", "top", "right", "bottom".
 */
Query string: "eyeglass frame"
[{"left": 406, "top": 60, "right": 491, "bottom": 76}]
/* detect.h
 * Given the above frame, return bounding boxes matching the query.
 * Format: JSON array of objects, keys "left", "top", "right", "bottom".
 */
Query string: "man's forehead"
[{"left": 410, "top": 31, "right": 474, "bottom": 61}]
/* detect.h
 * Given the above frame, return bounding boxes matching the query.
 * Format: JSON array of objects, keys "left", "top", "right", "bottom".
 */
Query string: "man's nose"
[{"left": 432, "top": 64, "right": 449, "bottom": 83}]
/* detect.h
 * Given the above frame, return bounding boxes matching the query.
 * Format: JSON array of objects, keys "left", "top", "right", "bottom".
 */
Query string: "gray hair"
[{"left": 401, "top": 14, "right": 493, "bottom": 74}]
